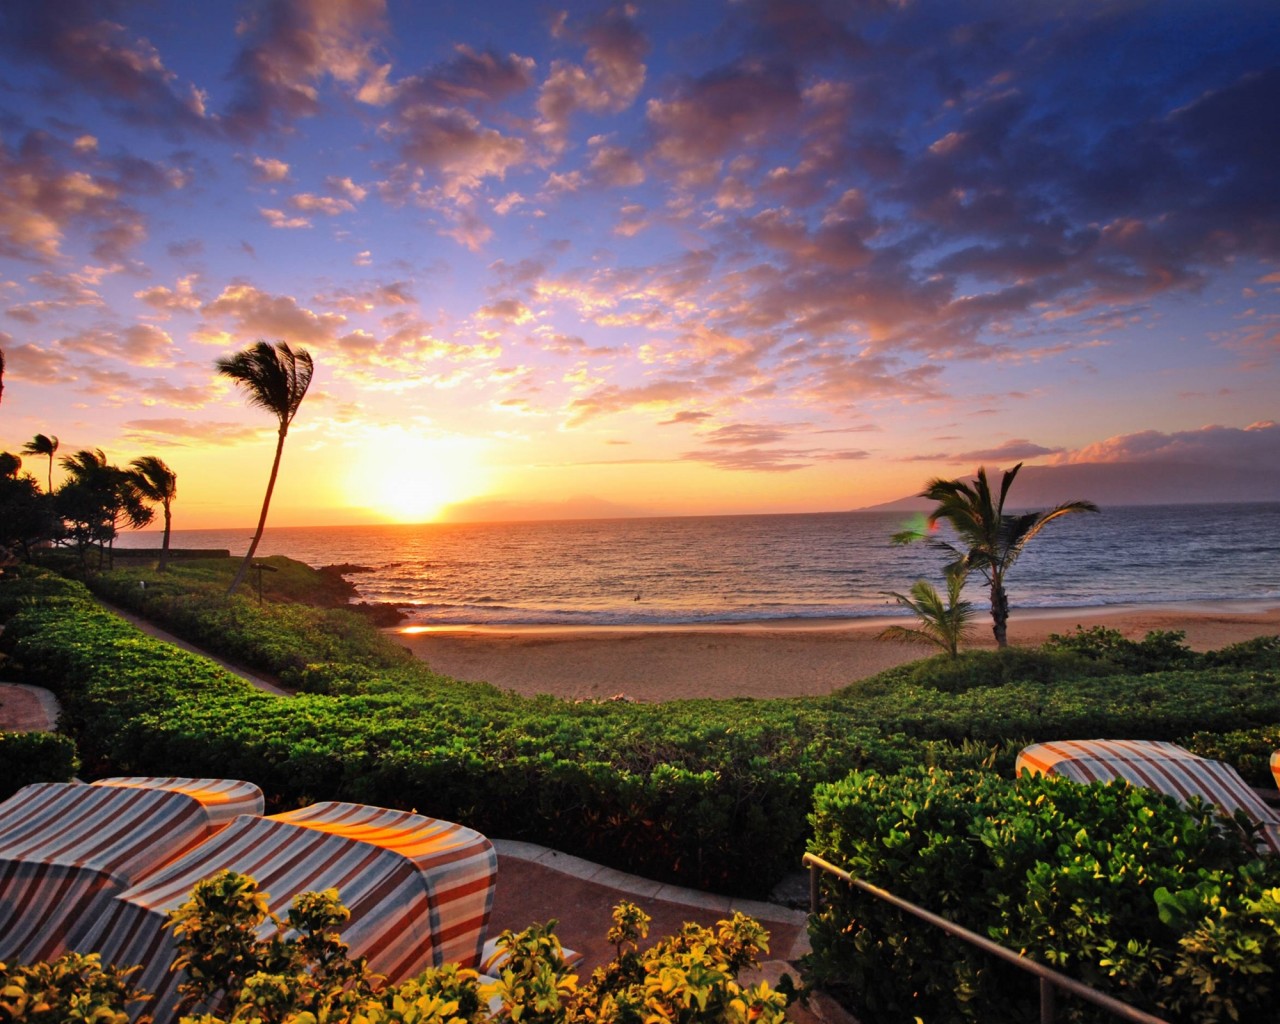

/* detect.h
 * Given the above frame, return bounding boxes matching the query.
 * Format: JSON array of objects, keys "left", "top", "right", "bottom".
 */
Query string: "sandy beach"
[{"left": 396, "top": 601, "right": 1280, "bottom": 702}]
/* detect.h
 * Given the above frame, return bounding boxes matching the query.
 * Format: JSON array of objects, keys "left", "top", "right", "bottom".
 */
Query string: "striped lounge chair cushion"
[
  {"left": 68, "top": 802, "right": 496, "bottom": 1024},
  {"left": 0, "top": 780, "right": 258, "bottom": 963}
]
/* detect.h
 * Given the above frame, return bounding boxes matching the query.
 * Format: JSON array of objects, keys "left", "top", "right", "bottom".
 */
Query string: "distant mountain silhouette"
[{"left": 864, "top": 461, "right": 1280, "bottom": 511}]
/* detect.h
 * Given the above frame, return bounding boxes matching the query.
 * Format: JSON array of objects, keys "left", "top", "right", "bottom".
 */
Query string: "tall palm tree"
[
  {"left": 0, "top": 347, "right": 5, "bottom": 406},
  {"left": 878, "top": 570, "right": 975, "bottom": 658},
  {"left": 129, "top": 455, "right": 178, "bottom": 572},
  {"left": 21, "top": 434, "right": 59, "bottom": 492},
  {"left": 893, "top": 463, "right": 1098, "bottom": 647},
  {"left": 215, "top": 340, "right": 314, "bottom": 596}
]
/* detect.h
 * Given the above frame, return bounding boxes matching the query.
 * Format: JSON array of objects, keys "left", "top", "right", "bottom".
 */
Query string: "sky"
[{"left": 0, "top": 0, "right": 1277, "bottom": 529}]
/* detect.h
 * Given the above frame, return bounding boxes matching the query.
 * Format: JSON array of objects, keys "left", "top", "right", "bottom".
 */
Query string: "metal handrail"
[{"left": 803, "top": 852, "right": 1170, "bottom": 1024}]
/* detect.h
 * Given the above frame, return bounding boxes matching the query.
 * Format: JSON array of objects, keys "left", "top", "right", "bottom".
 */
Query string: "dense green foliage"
[
  {"left": 0, "top": 732, "right": 78, "bottom": 799},
  {"left": 807, "top": 768, "right": 1280, "bottom": 1023},
  {"left": 82, "top": 560, "right": 415, "bottom": 688},
  {"left": 0, "top": 872, "right": 788, "bottom": 1024},
  {"left": 3, "top": 567, "right": 1279, "bottom": 900}
]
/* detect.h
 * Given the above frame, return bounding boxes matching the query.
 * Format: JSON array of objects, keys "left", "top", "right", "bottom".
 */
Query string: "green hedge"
[
  {"left": 807, "top": 768, "right": 1280, "bottom": 1024},
  {"left": 0, "top": 732, "right": 79, "bottom": 798},
  {"left": 4, "top": 566, "right": 1279, "bottom": 898}
]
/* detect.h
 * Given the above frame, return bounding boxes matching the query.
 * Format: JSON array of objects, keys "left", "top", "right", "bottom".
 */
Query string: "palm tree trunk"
[
  {"left": 990, "top": 579, "right": 1010, "bottom": 648},
  {"left": 227, "top": 427, "right": 286, "bottom": 596},
  {"left": 46, "top": 457, "right": 53, "bottom": 494},
  {"left": 159, "top": 501, "right": 172, "bottom": 573}
]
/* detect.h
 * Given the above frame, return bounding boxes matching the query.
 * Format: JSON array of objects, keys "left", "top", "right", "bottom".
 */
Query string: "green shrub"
[
  {"left": 4, "top": 566, "right": 1278, "bottom": 898},
  {"left": 899, "top": 646, "right": 1112, "bottom": 692},
  {"left": 0, "top": 732, "right": 79, "bottom": 798},
  {"left": 807, "top": 767, "right": 1280, "bottom": 1023},
  {"left": 1042, "top": 625, "right": 1197, "bottom": 673},
  {"left": 0, "top": 952, "right": 142, "bottom": 1023}
]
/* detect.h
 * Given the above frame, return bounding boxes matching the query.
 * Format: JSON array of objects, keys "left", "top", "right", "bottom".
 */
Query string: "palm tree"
[
  {"left": 215, "top": 340, "right": 314, "bottom": 596},
  {"left": 129, "top": 455, "right": 178, "bottom": 572},
  {"left": 893, "top": 463, "right": 1098, "bottom": 647},
  {"left": 57, "top": 448, "right": 153, "bottom": 566},
  {"left": 878, "top": 570, "right": 975, "bottom": 658},
  {"left": 21, "top": 434, "right": 59, "bottom": 492},
  {"left": 0, "top": 347, "right": 5, "bottom": 405}
]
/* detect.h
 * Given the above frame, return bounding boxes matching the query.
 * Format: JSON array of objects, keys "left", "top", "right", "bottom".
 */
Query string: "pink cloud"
[
  {"left": 1054, "top": 422, "right": 1280, "bottom": 471},
  {"left": 222, "top": 0, "right": 388, "bottom": 138},
  {"left": 200, "top": 284, "right": 347, "bottom": 347},
  {"left": 647, "top": 60, "right": 802, "bottom": 169}
]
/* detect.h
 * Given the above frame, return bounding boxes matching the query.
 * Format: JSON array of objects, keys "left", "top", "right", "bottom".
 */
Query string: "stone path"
[{"left": 0, "top": 683, "right": 60, "bottom": 732}]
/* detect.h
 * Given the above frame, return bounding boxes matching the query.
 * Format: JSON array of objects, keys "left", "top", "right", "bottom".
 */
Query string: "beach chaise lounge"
[
  {"left": 0, "top": 777, "right": 264, "bottom": 963},
  {"left": 68, "top": 800, "right": 497, "bottom": 1023},
  {"left": 1017, "top": 739, "right": 1280, "bottom": 854}
]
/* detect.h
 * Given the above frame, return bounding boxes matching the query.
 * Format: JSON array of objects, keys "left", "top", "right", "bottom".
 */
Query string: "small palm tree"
[
  {"left": 58, "top": 448, "right": 153, "bottom": 566},
  {"left": 129, "top": 456, "right": 178, "bottom": 572},
  {"left": 21, "top": 434, "right": 59, "bottom": 492},
  {"left": 215, "top": 340, "right": 314, "bottom": 596},
  {"left": 894, "top": 463, "right": 1098, "bottom": 647},
  {"left": 878, "top": 570, "right": 975, "bottom": 658}
]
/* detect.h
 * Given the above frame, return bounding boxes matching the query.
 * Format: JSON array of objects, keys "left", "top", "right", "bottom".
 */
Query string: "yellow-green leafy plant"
[{"left": 0, "top": 952, "right": 146, "bottom": 1024}]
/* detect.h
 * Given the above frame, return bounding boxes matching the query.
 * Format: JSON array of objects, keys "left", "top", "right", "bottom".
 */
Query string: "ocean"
[{"left": 115, "top": 504, "right": 1280, "bottom": 629}]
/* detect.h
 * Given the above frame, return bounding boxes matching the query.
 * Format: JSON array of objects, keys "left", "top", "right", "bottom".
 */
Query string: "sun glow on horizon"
[{"left": 342, "top": 427, "right": 494, "bottom": 524}]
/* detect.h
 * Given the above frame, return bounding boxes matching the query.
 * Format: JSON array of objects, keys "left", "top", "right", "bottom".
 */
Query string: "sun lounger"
[
  {"left": 0, "top": 778, "right": 264, "bottom": 963},
  {"left": 1017, "top": 739, "right": 1280, "bottom": 853},
  {"left": 68, "top": 801, "right": 497, "bottom": 1023}
]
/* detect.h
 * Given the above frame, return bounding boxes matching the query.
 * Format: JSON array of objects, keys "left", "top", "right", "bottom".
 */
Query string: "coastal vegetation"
[
  {"left": 893, "top": 463, "right": 1098, "bottom": 647},
  {"left": 3, "top": 562, "right": 1280, "bottom": 1019}
]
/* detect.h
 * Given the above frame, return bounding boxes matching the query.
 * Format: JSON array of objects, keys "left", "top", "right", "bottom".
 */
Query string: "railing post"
[
  {"left": 809, "top": 860, "right": 821, "bottom": 915},
  {"left": 1040, "top": 976, "right": 1056, "bottom": 1024}
]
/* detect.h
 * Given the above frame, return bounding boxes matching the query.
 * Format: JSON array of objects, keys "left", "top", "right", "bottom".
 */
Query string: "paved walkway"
[{"left": 0, "top": 683, "right": 60, "bottom": 732}]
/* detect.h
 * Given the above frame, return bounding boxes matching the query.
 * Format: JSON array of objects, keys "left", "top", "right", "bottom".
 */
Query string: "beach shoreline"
[{"left": 395, "top": 599, "right": 1280, "bottom": 702}]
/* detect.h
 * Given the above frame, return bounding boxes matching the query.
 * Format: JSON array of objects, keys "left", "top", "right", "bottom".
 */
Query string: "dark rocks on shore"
[{"left": 315, "top": 564, "right": 408, "bottom": 626}]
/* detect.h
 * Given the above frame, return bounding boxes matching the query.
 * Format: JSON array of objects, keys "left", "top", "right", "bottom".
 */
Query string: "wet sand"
[{"left": 396, "top": 601, "right": 1280, "bottom": 702}]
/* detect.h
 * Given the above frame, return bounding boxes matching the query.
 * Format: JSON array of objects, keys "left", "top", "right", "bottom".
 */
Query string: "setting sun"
[{"left": 343, "top": 428, "right": 492, "bottom": 524}]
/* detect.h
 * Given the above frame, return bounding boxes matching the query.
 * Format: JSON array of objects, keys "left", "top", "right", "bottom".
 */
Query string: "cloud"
[
  {"left": 75, "top": 366, "right": 210, "bottom": 408},
  {"left": 0, "top": 0, "right": 211, "bottom": 135},
  {"left": 477, "top": 299, "right": 535, "bottom": 324},
  {"left": 222, "top": 0, "right": 388, "bottom": 138},
  {"left": 289, "top": 193, "right": 356, "bottom": 216},
  {"left": 119, "top": 418, "right": 266, "bottom": 446},
  {"left": 0, "top": 133, "right": 146, "bottom": 263},
  {"left": 200, "top": 284, "right": 347, "bottom": 348},
  {"left": 59, "top": 324, "right": 177, "bottom": 366},
  {"left": 135, "top": 275, "right": 203, "bottom": 315},
  {"left": 1, "top": 341, "right": 70, "bottom": 381},
  {"left": 659, "top": 410, "right": 712, "bottom": 426},
  {"left": 537, "top": 7, "right": 648, "bottom": 145},
  {"left": 1054, "top": 422, "right": 1280, "bottom": 472},
  {"left": 681, "top": 444, "right": 869, "bottom": 473},
  {"left": 646, "top": 60, "right": 803, "bottom": 172},
  {"left": 371, "top": 43, "right": 535, "bottom": 107},
  {"left": 260, "top": 208, "right": 312, "bottom": 229},
  {"left": 566, "top": 378, "right": 701, "bottom": 424},
  {"left": 250, "top": 155, "right": 291, "bottom": 182}
]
